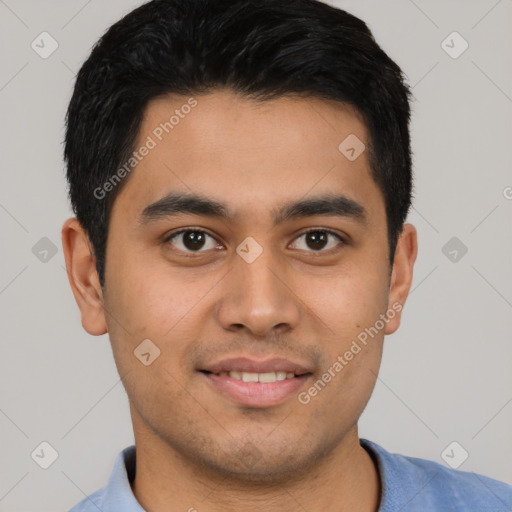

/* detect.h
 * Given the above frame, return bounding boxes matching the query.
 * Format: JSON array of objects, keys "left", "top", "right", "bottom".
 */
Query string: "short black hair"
[{"left": 64, "top": 0, "right": 414, "bottom": 288}]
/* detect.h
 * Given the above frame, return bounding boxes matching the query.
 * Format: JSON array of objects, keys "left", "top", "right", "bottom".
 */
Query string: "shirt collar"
[
  {"left": 101, "top": 440, "right": 390, "bottom": 510},
  {"left": 101, "top": 444, "right": 145, "bottom": 511}
]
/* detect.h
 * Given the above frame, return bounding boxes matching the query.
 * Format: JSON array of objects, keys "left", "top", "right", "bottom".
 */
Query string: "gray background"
[{"left": 0, "top": 0, "right": 511, "bottom": 510}]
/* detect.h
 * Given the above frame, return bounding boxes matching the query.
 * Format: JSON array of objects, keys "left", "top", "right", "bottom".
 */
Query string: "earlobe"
[
  {"left": 384, "top": 223, "right": 418, "bottom": 336},
  {"left": 61, "top": 218, "right": 108, "bottom": 336}
]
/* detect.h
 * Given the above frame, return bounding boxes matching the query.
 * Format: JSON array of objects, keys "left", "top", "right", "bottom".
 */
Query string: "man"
[{"left": 62, "top": 0, "right": 512, "bottom": 510}]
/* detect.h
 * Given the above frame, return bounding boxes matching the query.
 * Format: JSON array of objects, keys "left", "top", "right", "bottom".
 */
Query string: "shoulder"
[
  {"left": 68, "top": 488, "right": 105, "bottom": 512},
  {"left": 67, "top": 445, "right": 138, "bottom": 512},
  {"left": 361, "top": 439, "right": 512, "bottom": 511}
]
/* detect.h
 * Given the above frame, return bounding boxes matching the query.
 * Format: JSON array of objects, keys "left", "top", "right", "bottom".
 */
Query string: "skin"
[{"left": 62, "top": 89, "right": 417, "bottom": 512}]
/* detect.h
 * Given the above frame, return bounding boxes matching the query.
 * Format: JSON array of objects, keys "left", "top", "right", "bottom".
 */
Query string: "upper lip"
[{"left": 200, "top": 357, "right": 312, "bottom": 375}]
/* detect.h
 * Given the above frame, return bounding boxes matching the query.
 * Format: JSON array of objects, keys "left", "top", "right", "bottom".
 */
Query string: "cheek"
[
  {"left": 106, "top": 251, "right": 216, "bottom": 335},
  {"left": 295, "top": 263, "right": 387, "bottom": 396},
  {"left": 301, "top": 325, "right": 384, "bottom": 421},
  {"left": 298, "top": 264, "right": 388, "bottom": 332},
  {"left": 103, "top": 254, "right": 225, "bottom": 382},
  {"left": 102, "top": 267, "right": 207, "bottom": 413}
]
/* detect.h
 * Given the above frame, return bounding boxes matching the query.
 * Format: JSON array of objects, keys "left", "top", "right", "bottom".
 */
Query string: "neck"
[{"left": 130, "top": 418, "right": 381, "bottom": 512}]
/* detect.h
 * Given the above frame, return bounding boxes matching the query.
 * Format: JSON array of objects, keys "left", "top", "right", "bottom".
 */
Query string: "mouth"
[
  {"left": 198, "top": 358, "right": 313, "bottom": 407},
  {"left": 200, "top": 369, "right": 308, "bottom": 383}
]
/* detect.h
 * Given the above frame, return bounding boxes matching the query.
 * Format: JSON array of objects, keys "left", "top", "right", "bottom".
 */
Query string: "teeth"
[
  {"left": 218, "top": 371, "right": 298, "bottom": 382},
  {"left": 242, "top": 372, "right": 259, "bottom": 382},
  {"left": 259, "top": 372, "right": 277, "bottom": 383}
]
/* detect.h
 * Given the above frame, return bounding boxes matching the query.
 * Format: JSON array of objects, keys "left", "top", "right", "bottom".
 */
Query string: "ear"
[
  {"left": 61, "top": 218, "right": 107, "bottom": 336},
  {"left": 384, "top": 223, "right": 418, "bottom": 335}
]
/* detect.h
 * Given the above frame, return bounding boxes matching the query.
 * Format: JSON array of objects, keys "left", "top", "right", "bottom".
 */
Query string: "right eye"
[{"left": 163, "top": 229, "right": 223, "bottom": 253}]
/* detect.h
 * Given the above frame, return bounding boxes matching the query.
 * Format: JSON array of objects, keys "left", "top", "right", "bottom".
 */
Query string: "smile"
[
  {"left": 207, "top": 370, "right": 299, "bottom": 382},
  {"left": 200, "top": 370, "right": 313, "bottom": 407}
]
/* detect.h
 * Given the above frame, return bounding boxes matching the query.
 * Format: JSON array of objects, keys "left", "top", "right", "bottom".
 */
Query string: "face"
[{"left": 65, "top": 89, "right": 416, "bottom": 482}]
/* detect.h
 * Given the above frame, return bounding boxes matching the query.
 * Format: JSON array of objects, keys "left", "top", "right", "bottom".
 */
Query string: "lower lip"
[{"left": 200, "top": 372, "right": 312, "bottom": 407}]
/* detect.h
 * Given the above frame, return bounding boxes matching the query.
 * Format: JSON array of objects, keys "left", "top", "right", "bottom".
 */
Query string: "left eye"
[
  {"left": 164, "top": 229, "right": 344, "bottom": 253},
  {"left": 290, "top": 229, "right": 344, "bottom": 252}
]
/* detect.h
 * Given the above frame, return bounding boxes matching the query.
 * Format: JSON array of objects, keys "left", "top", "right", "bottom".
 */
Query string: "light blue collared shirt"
[{"left": 68, "top": 439, "right": 512, "bottom": 511}]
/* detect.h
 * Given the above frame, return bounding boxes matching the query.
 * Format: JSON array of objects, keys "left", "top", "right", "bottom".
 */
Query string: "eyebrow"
[{"left": 139, "top": 191, "right": 368, "bottom": 226}]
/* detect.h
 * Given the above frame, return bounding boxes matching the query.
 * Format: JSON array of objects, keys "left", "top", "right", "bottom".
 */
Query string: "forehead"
[{"left": 112, "top": 89, "right": 383, "bottom": 227}]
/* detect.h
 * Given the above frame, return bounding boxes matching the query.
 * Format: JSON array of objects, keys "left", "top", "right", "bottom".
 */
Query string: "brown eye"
[
  {"left": 290, "top": 229, "right": 344, "bottom": 252},
  {"left": 165, "top": 229, "right": 220, "bottom": 252}
]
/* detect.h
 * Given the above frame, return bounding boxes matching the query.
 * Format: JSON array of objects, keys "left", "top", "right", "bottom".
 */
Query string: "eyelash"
[{"left": 163, "top": 227, "right": 346, "bottom": 254}]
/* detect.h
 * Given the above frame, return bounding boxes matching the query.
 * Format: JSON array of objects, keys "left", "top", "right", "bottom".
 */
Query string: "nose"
[{"left": 216, "top": 244, "right": 301, "bottom": 337}]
